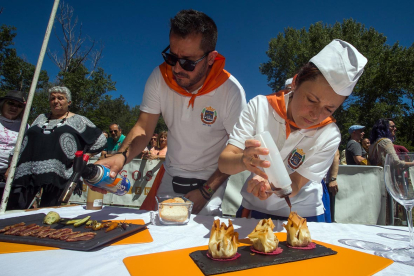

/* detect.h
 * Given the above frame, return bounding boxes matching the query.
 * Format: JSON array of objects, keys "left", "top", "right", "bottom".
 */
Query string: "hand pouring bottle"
[
  {"left": 254, "top": 131, "right": 292, "bottom": 208},
  {"left": 82, "top": 164, "right": 131, "bottom": 195}
]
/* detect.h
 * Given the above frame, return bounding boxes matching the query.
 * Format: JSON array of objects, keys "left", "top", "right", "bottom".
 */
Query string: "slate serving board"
[
  {"left": 0, "top": 213, "right": 149, "bottom": 251},
  {"left": 190, "top": 242, "right": 337, "bottom": 276}
]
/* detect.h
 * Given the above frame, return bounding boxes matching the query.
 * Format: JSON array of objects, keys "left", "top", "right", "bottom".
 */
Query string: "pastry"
[
  {"left": 208, "top": 219, "right": 239, "bottom": 259},
  {"left": 283, "top": 212, "right": 312, "bottom": 247},
  {"left": 248, "top": 218, "right": 279, "bottom": 253}
]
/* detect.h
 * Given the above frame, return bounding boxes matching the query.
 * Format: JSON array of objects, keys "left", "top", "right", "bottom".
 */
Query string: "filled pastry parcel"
[
  {"left": 283, "top": 212, "right": 312, "bottom": 247},
  {"left": 248, "top": 218, "right": 279, "bottom": 253},
  {"left": 208, "top": 219, "right": 239, "bottom": 259}
]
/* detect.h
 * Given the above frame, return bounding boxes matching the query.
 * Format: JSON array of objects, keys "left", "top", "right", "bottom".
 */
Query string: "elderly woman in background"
[
  {"left": 0, "top": 91, "right": 28, "bottom": 186},
  {"left": 369, "top": 118, "right": 414, "bottom": 167},
  {"left": 7, "top": 86, "right": 107, "bottom": 209}
]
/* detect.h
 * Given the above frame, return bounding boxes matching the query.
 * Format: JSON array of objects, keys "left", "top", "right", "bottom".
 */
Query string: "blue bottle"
[{"left": 82, "top": 164, "right": 130, "bottom": 195}]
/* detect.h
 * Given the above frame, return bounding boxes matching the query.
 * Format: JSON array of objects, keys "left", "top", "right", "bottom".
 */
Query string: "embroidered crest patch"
[
  {"left": 288, "top": 148, "right": 305, "bottom": 169},
  {"left": 201, "top": 106, "right": 217, "bottom": 125}
]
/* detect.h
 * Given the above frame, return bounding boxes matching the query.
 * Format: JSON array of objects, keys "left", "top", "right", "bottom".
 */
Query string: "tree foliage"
[
  {"left": 86, "top": 94, "right": 140, "bottom": 134},
  {"left": 56, "top": 62, "right": 116, "bottom": 115},
  {"left": 0, "top": 24, "right": 49, "bottom": 95},
  {"left": 1, "top": 50, "right": 49, "bottom": 92},
  {"left": 0, "top": 24, "right": 16, "bottom": 77},
  {"left": 260, "top": 19, "right": 414, "bottom": 150}
]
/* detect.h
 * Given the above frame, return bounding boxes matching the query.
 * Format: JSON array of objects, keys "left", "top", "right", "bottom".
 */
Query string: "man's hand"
[
  {"left": 246, "top": 175, "right": 272, "bottom": 200},
  {"left": 328, "top": 180, "right": 338, "bottom": 196},
  {"left": 87, "top": 154, "right": 125, "bottom": 194},
  {"left": 185, "top": 189, "right": 208, "bottom": 214}
]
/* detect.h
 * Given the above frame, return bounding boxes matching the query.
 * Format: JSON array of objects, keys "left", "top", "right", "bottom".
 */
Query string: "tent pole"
[{"left": 0, "top": 0, "right": 61, "bottom": 214}]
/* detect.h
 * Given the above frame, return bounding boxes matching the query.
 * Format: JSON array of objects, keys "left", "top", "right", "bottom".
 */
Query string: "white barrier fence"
[
  {"left": 335, "top": 165, "right": 386, "bottom": 225},
  {"left": 69, "top": 159, "right": 163, "bottom": 207},
  {"left": 222, "top": 165, "right": 387, "bottom": 225},
  {"left": 70, "top": 161, "right": 388, "bottom": 225}
]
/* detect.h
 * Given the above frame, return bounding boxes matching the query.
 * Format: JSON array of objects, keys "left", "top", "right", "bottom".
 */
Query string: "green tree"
[
  {"left": 87, "top": 94, "right": 139, "bottom": 134},
  {"left": 0, "top": 24, "right": 49, "bottom": 119},
  {"left": 0, "top": 24, "right": 16, "bottom": 79},
  {"left": 57, "top": 62, "right": 116, "bottom": 115},
  {"left": 1, "top": 49, "right": 49, "bottom": 92},
  {"left": 260, "top": 19, "right": 414, "bottom": 149}
]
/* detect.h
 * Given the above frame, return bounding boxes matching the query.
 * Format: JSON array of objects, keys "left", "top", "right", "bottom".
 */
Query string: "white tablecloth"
[{"left": 0, "top": 206, "right": 412, "bottom": 276}]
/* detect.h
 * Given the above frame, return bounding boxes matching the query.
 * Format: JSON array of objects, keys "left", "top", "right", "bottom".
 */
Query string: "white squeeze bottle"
[{"left": 254, "top": 131, "right": 292, "bottom": 208}]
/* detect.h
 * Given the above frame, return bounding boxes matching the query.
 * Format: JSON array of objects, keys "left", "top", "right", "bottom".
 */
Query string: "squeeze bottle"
[{"left": 254, "top": 131, "right": 292, "bottom": 207}]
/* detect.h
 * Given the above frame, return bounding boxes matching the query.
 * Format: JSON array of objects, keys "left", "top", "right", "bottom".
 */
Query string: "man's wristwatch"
[
  {"left": 329, "top": 177, "right": 337, "bottom": 183},
  {"left": 115, "top": 151, "right": 128, "bottom": 166}
]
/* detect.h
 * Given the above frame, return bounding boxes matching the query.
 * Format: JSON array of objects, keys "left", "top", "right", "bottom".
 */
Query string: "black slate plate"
[
  {"left": 190, "top": 242, "right": 337, "bottom": 275},
  {"left": 0, "top": 213, "right": 149, "bottom": 251}
]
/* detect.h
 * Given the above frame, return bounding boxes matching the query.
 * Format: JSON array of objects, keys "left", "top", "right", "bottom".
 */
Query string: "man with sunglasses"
[
  {"left": 102, "top": 123, "right": 125, "bottom": 157},
  {"left": 95, "top": 9, "right": 246, "bottom": 215}
]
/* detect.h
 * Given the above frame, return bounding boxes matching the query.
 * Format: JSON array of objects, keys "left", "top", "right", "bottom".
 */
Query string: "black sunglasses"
[
  {"left": 161, "top": 45, "right": 210, "bottom": 72},
  {"left": 6, "top": 100, "right": 24, "bottom": 109},
  {"left": 109, "top": 130, "right": 118, "bottom": 133}
]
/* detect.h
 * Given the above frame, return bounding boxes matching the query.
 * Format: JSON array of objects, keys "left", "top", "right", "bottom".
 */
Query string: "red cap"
[
  {"left": 83, "top": 155, "right": 90, "bottom": 162},
  {"left": 75, "top": 151, "right": 83, "bottom": 157}
]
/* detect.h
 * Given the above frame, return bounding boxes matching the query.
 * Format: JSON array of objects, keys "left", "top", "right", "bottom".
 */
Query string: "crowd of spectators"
[{"left": 323, "top": 118, "right": 414, "bottom": 223}]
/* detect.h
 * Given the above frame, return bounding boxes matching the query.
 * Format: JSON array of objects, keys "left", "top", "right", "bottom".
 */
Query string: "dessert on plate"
[
  {"left": 208, "top": 219, "right": 239, "bottom": 259},
  {"left": 248, "top": 218, "right": 279, "bottom": 253},
  {"left": 283, "top": 212, "right": 312, "bottom": 247}
]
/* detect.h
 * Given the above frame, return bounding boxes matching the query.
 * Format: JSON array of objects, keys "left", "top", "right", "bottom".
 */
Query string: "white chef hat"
[
  {"left": 285, "top": 78, "right": 293, "bottom": 87},
  {"left": 309, "top": 39, "right": 367, "bottom": 96}
]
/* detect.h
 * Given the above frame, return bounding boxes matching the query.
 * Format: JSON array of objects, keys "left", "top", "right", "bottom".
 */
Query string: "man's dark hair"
[{"left": 170, "top": 9, "right": 217, "bottom": 52}]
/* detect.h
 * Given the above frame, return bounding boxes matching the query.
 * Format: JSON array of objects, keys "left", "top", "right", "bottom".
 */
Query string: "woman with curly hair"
[{"left": 369, "top": 118, "right": 414, "bottom": 167}]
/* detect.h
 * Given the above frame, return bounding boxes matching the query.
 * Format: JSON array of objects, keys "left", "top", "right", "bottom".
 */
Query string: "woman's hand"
[
  {"left": 246, "top": 175, "right": 272, "bottom": 200},
  {"left": 328, "top": 180, "right": 338, "bottom": 196},
  {"left": 242, "top": 139, "right": 270, "bottom": 180},
  {"left": 146, "top": 152, "right": 157, "bottom": 160}
]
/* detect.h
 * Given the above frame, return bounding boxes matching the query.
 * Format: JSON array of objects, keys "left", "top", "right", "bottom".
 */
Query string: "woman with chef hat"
[{"left": 219, "top": 39, "right": 367, "bottom": 222}]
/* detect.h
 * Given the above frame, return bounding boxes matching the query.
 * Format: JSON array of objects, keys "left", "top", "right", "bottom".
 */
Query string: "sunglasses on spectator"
[
  {"left": 161, "top": 45, "right": 210, "bottom": 72},
  {"left": 109, "top": 130, "right": 118, "bottom": 133},
  {"left": 6, "top": 100, "right": 24, "bottom": 109},
  {"left": 151, "top": 138, "right": 157, "bottom": 140}
]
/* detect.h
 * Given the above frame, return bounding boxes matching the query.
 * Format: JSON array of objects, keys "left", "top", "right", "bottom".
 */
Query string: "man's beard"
[{"left": 174, "top": 60, "right": 209, "bottom": 90}]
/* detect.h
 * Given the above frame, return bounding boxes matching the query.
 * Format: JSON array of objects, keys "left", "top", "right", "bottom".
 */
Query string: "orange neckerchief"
[
  {"left": 159, "top": 54, "right": 231, "bottom": 108},
  {"left": 266, "top": 91, "right": 336, "bottom": 139}
]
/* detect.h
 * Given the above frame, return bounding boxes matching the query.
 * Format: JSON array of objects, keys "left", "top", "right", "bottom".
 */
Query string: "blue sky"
[{"left": 2, "top": 0, "right": 413, "bottom": 106}]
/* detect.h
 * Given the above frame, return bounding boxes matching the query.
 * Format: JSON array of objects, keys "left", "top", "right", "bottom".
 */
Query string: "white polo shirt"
[
  {"left": 228, "top": 94, "right": 340, "bottom": 217},
  {"left": 140, "top": 67, "right": 247, "bottom": 180}
]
